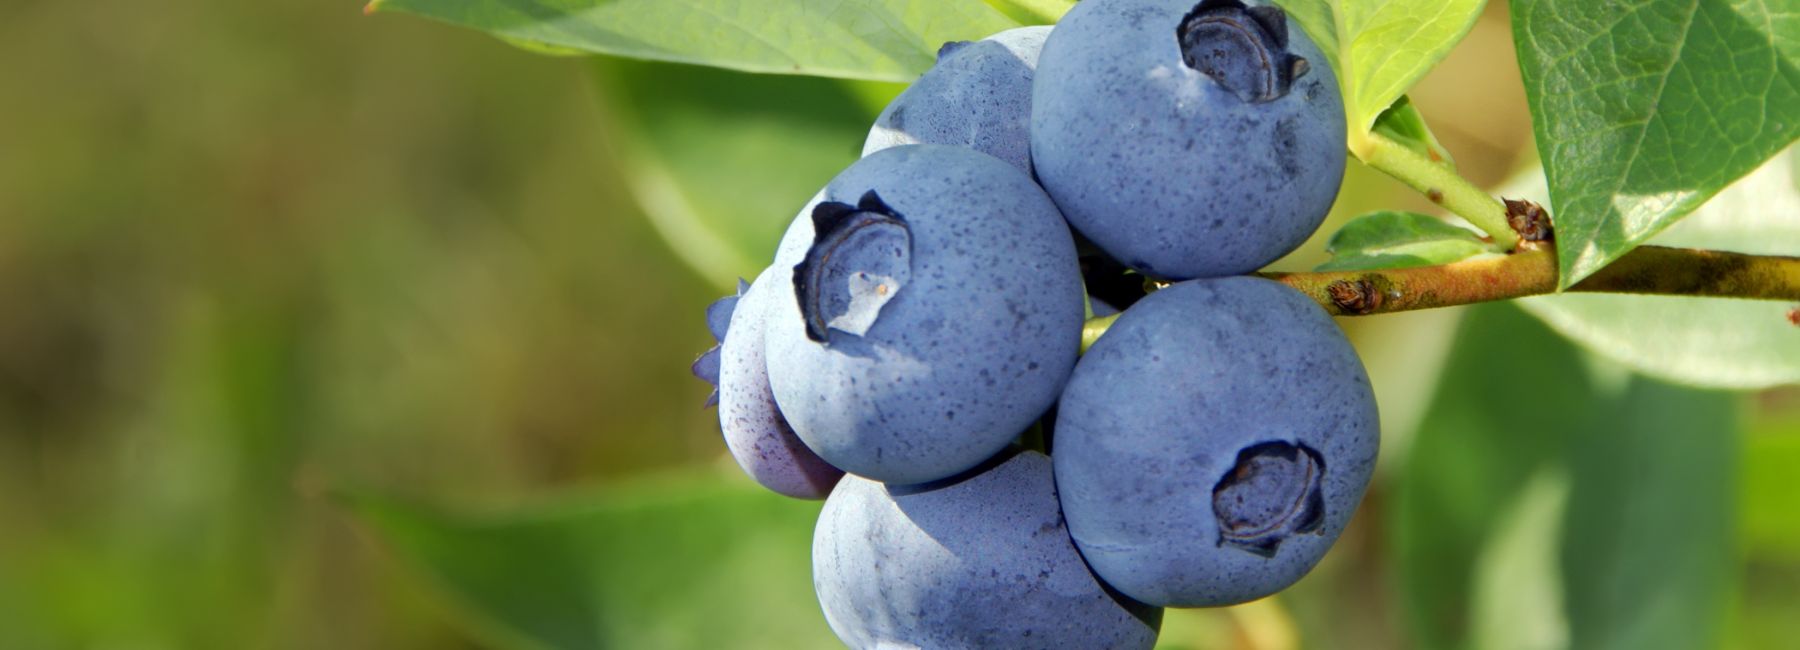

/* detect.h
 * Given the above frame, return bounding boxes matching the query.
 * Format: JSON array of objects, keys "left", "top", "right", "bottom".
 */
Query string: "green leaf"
[
  {"left": 1395, "top": 303, "right": 1740, "bottom": 650},
  {"left": 343, "top": 472, "right": 834, "bottom": 650},
  {"left": 1317, "top": 210, "right": 1491, "bottom": 271},
  {"left": 592, "top": 59, "right": 900, "bottom": 288},
  {"left": 980, "top": 0, "right": 1075, "bottom": 25},
  {"left": 1735, "top": 417, "right": 1800, "bottom": 649},
  {"left": 1512, "top": 0, "right": 1800, "bottom": 287},
  {"left": 367, "top": 0, "right": 1024, "bottom": 82},
  {"left": 1468, "top": 469, "right": 1570, "bottom": 650},
  {"left": 1274, "top": 0, "right": 1487, "bottom": 132},
  {"left": 1740, "top": 426, "right": 1800, "bottom": 563},
  {"left": 1272, "top": 0, "right": 1338, "bottom": 73},
  {"left": 1370, "top": 96, "right": 1455, "bottom": 170},
  {"left": 1510, "top": 147, "right": 1800, "bottom": 389},
  {"left": 1393, "top": 303, "right": 1595, "bottom": 650},
  {"left": 1559, "top": 378, "right": 1738, "bottom": 650}
]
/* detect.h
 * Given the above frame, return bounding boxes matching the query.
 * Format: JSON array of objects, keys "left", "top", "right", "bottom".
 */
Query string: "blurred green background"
[{"left": 0, "top": 1, "right": 1794, "bottom": 649}]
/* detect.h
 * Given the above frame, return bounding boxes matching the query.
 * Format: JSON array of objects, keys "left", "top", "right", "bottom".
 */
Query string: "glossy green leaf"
[
  {"left": 367, "top": 0, "right": 1024, "bottom": 82},
  {"left": 1395, "top": 303, "right": 1740, "bottom": 650},
  {"left": 1512, "top": 0, "right": 1800, "bottom": 286},
  {"left": 343, "top": 473, "right": 834, "bottom": 650},
  {"left": 1318, "top": 210, "right": 1491, "bottom": 271},
  {"left": 1273, "top": 0, "right": 1486, "bottom": 132},
  {"left": 1512, "top": 147, "right": 1800, "bottom": 389},
  {"left": 1273, "top": 0, "right": 1338, "bottom": 73},
  {"left": 592, "top": 59, "right": 900, "bottom": 288}
]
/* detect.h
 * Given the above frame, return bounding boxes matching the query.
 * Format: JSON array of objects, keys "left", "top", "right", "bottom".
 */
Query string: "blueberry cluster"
[{"left": 691, "top": 0, "right": 1377, "bottom": 645}]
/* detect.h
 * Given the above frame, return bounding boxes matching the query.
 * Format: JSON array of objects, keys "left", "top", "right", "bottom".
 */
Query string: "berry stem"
[
  {"left": 1351, "top": 130, "right": 1522, "bottom": 251},
  {"left": 1081, "top": 313, "right": 1120, "bottom": 353},
  {"left": 1082, "top": 245, "right": 1800, "bottom": 346}
]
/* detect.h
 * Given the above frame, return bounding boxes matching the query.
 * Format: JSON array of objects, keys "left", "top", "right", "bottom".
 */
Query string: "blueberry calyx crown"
[
  {"left": 1178, "top": 0, "right": 1311, "bottom": 103},
  {"left": 692, "top": 277, "right": 750, "bottom": 407},
  {"left": 794, "top": 191, "right": 913, "bottom": 344},
  {"left": 937, "top": 40, "right": 973, "bottom": 61},
  {"left": 1212, "top": 440, "right": 1327, "bottom": 558}
]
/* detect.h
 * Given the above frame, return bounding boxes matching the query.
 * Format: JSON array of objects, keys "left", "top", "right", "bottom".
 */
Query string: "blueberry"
[
  {"left": 765, "top": 145, "right": 1085, "bottom": 485},
  {"left": 813, "top": 449, "right": 1163, "bottom": 649},
  {"left": 1052, "top": 277, "right": 1378, "bottom": 607},
  {"left": 1031, "top": 0, "right": 1346, "bottom": 280},
  {"left": 863, "top": 26, "right": 1052, "bottom": 174},
  {"left": 716, "top": 266, "right": 845, "bottom": 499}
]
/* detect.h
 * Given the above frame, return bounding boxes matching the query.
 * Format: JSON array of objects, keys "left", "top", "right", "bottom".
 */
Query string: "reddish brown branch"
[
  {"left": 1078, "top": 245, "right": 1799, "bottom": 351},
  {"left": 1260, "top": 245, "right": 1800, "bottom": 317}
]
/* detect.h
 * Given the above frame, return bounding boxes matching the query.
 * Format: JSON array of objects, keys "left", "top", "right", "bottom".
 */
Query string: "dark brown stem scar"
[
  {"left": 1504, "top": 198, "right": 1553, "bottom": 243},
  {"left": 794, "top": 191, "right": 912, "bottom": 343},
  {"left": 1177, "top": 0, "right": 1306, "bottom": 103},
  {"left": 1213, "top": 441, "right": 1327, "bottom": 558},
  {"left": 1427, "top": 188, "right": 1445, "bottom": 204},
  {"left": 1327, "top": 279, "right": 1383, "bottom": 315}
]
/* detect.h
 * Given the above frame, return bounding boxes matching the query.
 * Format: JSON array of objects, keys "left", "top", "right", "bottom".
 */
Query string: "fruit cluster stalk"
[
  {"left": 1083, "top": 245, "right": 1800, "bottom": 349},
  {"left": 1273, "top": 245, "right": 1800, "bottom": 317}
]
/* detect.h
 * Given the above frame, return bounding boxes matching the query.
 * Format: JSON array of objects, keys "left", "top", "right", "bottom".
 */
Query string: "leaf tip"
[{"left": 1557, "top": 247, "right": 1612, "bottom": 292}]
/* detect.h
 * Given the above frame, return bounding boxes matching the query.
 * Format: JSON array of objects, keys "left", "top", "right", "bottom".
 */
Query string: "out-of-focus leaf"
[
  {"left": 980, "top": 0, "right": 1074, "bottom": 25},
  {"left": 1512, "top": 147, "right": 1800, "bottom": 390},
  {"left": 1469, "top": 469, "right": 1569, "bottom": 650},
  {"left": 344, "top": 472, "right": 833, "bottom": 650},
  {"left": 1371, "top": 96, "right": 1455, "bottom": 169},
  {"left": 1272, "top": 0, "right": 1487, "bottom": 133},
  {"left": 1318, "top": 210, "right": 1491, "bottom": 271},
  {"left": 592, "top": 59, "right": 900, "bottom": 288},
  {"left": 1511, "top": 0, "right": 1800, "bottom": 286},
  {"left": 1741, "top": 429, "right": 1800, "bottom": 562},
  {"left": 1396, "top": 303, "right": 1741, "bottom": 650},
  {"left": 496, "top": 36, "right": 587, "bottom": 57},
  {"left": 1560, "top": 377, "right": 1738, "bottom": 650},
  {"left": 1393, "top": 303, "right": 1594, "bottom": 650},
  {"left": 366, "top": 0, "right": 1023, "bottom": 82}
]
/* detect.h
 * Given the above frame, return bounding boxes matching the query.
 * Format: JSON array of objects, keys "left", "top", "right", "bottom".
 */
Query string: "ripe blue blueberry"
[
  {"left": 1031, "top": 0, "right": 1347, "bottom": 280},
  {"left": 1052, "top": 277, "right": 1378, "bottom": 607},
  {"left": 716, "top": 266, "right": 844, "bottom": 499},
  {"left": 765, "top": 145, "right": 1085, "bottom": 485},
  {"left": 863, "top": 26, "right": 1051, "bottom": 174},
  {"left": 813, "top": 449, "right": 1163, "bottom": 649}
]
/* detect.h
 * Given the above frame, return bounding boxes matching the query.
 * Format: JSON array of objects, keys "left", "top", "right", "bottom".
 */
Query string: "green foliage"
[
  {"left": 591, "top": 59, "right": 898, "bottom": 287},
  {"left": 1512, "top": 0, "right": 1800, "bottom": 286},
  {"left": 366, "top": 0, "right": 1040, "bottom": 82},
  {"left": 980, "top": 0, "right": 1077, "bottom": 25},
  {"left": 1318, "top": 210, "right": 1490, "bottom": 271},
  {"left": 1560, "top": 379, "right": 1737, "bottom": 650},
  {"left": 1395, "top": 303, "right": 1740, "bottom": 650},
  {"left": 345, "top": 473, "right": 835, "bottom": 650},
  {"left": 1370, "top": 96, "right": 1455, "bottom": 170},
  {"left": 1275, "top": 0, "right": 1489, "bottom": 135},
  {"left": 1514, "top": 147, "right": 1800, "bottom": 389},
  {"left": 1743, "top": 431, "right": 1800, "bottom": 563}
]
